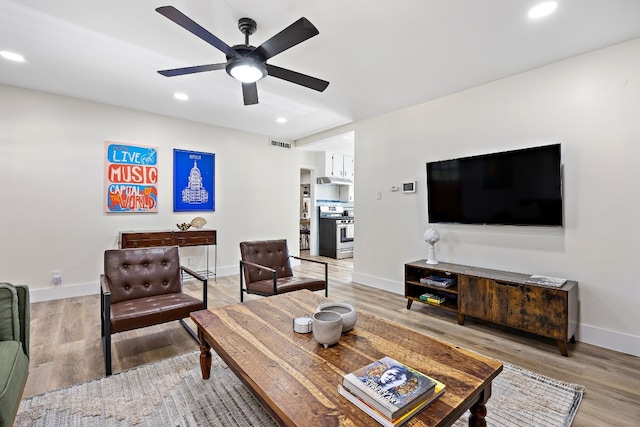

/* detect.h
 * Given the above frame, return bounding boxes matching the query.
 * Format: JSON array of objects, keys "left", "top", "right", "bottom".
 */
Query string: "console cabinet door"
[
  {"left": 507, "top": 284, "right": 567, "bottom": 340},
  {"left": 458, "top": 276, "right": 509, "bottom": 325}
]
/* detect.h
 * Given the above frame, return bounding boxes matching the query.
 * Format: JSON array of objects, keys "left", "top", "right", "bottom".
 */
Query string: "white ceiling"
[{"left": 2, "top": 0, "right": 640, "bottom": 141}]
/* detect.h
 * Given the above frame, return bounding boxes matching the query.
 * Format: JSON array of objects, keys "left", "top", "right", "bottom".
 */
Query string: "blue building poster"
[{"left": 173, "top": 149, "right": 215, "bottom": 212}]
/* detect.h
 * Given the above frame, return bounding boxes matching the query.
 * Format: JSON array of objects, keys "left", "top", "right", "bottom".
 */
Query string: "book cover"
[
  {"left": 419, "top": 293, "right": 446, "bottom": 304},
  {"left": 525, "top": 274, "right": 567, "bottom": 287},
  {"left": 420, "top": 275, "right": 456, "bottom": 288},
  {"left": 342, "top": 356, "right": 438, "bottom": 420},
  {"left": 338, "top": 381, "right": 446, "bottom": 427}
]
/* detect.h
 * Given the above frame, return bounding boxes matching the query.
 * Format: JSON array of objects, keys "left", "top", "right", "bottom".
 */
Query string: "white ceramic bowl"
[{"left": 316, "top": 302, "right": 358, "bottom": 332}]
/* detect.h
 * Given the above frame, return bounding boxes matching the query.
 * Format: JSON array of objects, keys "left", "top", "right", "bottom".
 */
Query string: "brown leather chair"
[
  {"left": 239, "top": 239, "right": 328, "bottom": 302},
  {"left": 100, "top": 246, "right": 207, "bottom": 376}
]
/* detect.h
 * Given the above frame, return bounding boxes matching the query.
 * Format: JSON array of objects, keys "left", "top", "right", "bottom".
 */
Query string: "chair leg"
[
  {"left": 103, "top": 328, "right": 112, "bottom": 376},
  {"left": 239, "top": 260, "right": 245, "bottom": 302},
  {"left": 180, "top": 318, "right": 200, "bottom": 343},
  {"left": 202, "top": 278, "right": 208, "bottom": 310},
  {"left": 325, "top": 263, "right": 329, "bottom": 297},
  {"left": 101, "top": 292, "right": 113, "bottom": 376}
]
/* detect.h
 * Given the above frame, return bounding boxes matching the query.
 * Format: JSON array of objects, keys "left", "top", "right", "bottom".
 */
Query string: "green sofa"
[{"left": 0, "top": 283, "right": 29, "bottom": 427}]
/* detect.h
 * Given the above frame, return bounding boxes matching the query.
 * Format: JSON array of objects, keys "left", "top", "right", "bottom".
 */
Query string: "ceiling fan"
[{"left": 156, "top": 6, "right": 329, "bottom": 105}]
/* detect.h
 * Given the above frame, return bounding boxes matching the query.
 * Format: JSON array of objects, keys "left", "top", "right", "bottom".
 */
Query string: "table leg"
[
  {"left": 198, "top": 327, "right": 212, "bottom": 379},
  {"left": 468, "top": 384, "right": 490, "bottom": 427},
  {"left": 468, "top": 400, "right": 487, "bottom": 427}
]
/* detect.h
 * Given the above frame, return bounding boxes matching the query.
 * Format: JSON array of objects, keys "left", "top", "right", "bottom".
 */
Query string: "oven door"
[
  {"left": 337, "top": 223, "right": 353, "bottom": 244},
  {"left": 336, "top": 223, "right": 354, "bottom": 260}
]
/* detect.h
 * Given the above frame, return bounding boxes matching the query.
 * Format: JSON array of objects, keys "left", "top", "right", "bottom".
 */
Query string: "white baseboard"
[
  {"left": 352, "top": 271, "right": 404, "bottom": 295},
  {"left": 351, "top": 272, "right": 640, "bottom": 357},
  {"left": 30, "top": 282, "right": 99, "bottom": 303},
  {"left": 577, "top": 324, "right": 640, "bottom": 357}
]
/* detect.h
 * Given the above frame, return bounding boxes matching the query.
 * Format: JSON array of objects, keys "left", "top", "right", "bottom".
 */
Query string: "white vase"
[
  {"left": 312, "top": 311, "right": 342, "bottom": 348},
  {"left": 426, "top": 243, "right": 438, "bottom": 265}
]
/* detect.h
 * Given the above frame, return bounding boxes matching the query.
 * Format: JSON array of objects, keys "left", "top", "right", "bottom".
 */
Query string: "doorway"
[
  {"left": 297, "top": 131, "right": 355, "bottom": 258},
  {"left": 300, "top": 169, "right": 312, "bottom": 254}
]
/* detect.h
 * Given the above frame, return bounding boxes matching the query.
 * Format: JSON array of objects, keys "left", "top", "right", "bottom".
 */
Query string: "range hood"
[{"left": 317, "top": 177, "right": 353, "bottom": 185}]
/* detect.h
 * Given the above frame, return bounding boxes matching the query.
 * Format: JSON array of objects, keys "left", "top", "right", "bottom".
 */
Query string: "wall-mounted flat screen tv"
[{"left": 426, "top": 144, "right": 563, "bottom": 226}]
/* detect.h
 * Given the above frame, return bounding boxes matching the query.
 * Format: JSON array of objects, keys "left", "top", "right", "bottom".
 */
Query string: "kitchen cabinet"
[
  {"left": 339, "top": 185, "right": 354, "bottom": 202},
  {"left": 342, "top": 154, "right": 354, "bottom": 180},
  {"left": 322, "top": 152, "right": 354, "bottom": 180}
]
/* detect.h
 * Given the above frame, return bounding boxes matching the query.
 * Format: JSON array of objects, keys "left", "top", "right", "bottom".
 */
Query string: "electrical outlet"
[
  {"left": 188, "top": 257, "right": 198, "bottom": 267},
  {"left": 53, "top": 270, "right": 62, "bottom": 285}
]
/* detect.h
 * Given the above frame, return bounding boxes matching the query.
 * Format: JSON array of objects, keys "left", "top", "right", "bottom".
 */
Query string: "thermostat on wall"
[{"left": 402, "top": 181, "right": 417, "bottom": 193}]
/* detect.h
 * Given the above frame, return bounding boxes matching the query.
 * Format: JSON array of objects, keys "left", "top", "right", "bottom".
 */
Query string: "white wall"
[
  {"left": 0, "top": 84, "right": 303, "bottom": 300},
  {"left": 299, "top": 38, "right": 640, "bottom": 357}
]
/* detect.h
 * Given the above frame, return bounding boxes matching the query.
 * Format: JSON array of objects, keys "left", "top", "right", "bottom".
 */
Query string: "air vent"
[{"left": 269, "top": 139, "right": 292, "bottom": 149}]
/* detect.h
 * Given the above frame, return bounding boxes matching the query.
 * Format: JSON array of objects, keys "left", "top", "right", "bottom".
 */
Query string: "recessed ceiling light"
[
  {"left": 173, "top": 92, "right": 189, "bottom": 101},
  {"left": 528, "top": 1, "right": 558, "bottom": 19},
  {"left": 276, "top": 117, "right": 287, "bottom": 124},
  {"left": 0, "top": 50, "right": 25, "bottom": 62}
]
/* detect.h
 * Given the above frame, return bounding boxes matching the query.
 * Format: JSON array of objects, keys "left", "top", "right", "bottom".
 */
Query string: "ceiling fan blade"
[
  {"left": 266, "top": 64, "right": 329, "bottom": 92},
  {"left": 156, "top": 6, "right": 238, "bottom": 58},
  {"left": 158, "top": 63, "right": 226, "bottom": 77},
  {"left": 252, "top": 18, "right": 319, "bottom": 60},
  {"left": 242, "top": 82, "right": 259, "bottom": 105}
]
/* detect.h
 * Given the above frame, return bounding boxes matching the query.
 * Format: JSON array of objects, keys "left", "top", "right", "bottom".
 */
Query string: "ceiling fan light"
[
  {"left": 230, "top": 64, "right": 263, "bottom": 82},
  {"left": 226, "top": 58, "right": 267, "bottom": 83}
]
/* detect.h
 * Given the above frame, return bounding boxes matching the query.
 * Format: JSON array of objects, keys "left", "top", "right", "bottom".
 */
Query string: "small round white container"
[{"left": 293, "top": 317, "right": 313, "bottom": 334}]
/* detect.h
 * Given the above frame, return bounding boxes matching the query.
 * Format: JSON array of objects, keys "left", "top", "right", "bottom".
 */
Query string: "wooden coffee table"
[{"left": 191, "top": 290, "right": 502, "bottom": 426}]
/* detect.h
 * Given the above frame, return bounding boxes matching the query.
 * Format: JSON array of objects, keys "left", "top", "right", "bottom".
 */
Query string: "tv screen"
[{"left": 426, "top": 144, "right": 563, "bottom": 226}]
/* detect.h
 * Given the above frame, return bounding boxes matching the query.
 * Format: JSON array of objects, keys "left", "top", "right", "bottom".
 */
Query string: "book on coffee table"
[
  {"left": 341, "top": 356, "right": 444, "bottom": 421},
  {"left": 338, "top": 381, "right": 446, "bottom": 427}
]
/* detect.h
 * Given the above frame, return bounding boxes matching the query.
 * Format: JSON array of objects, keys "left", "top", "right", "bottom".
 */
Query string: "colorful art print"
[
  {"left": 173, "top": 149, "right": 215, "bottom": 212},
  {"left": 105, "top": 141, "right": 158, "bottom": 213}
]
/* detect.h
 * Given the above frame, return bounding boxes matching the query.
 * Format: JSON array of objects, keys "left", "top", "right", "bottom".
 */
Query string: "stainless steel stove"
[{"left": 319, "top": 206, "right": 354, "bottom": 259}]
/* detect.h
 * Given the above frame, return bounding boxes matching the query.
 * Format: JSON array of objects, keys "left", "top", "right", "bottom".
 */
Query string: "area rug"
[{"left": 16, "top": 351, "right": 584, "bottom": 427}]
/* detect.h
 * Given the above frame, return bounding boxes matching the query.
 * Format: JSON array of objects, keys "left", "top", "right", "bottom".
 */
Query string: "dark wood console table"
[
  {"left": 405, "top": 260, "right": 578, "bottom": 356},
  {"left": 119, "top": 229, "right": 217, "bottom": 280}
]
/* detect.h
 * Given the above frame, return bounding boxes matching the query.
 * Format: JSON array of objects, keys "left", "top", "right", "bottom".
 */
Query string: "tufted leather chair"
[
  {"left": 239, "top": 239, "right": 328, "bottom": 302},
  {"left": 100, "top": 246, "right": 206, "bottom": 376}
]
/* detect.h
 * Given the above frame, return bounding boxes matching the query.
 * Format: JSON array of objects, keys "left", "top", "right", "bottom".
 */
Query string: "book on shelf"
[
  {"left": 525, "top": 274, "right": 567, "bottom": 287},
  {"left": 341, "top": 356, "right": 445, "bottom": 422},
  {"left": 419, "top": 275, "right": 456, "bottom": 288},
  {"left": 419, "top": 292, "right": 446, "bottom": 305},
  {"left": 338, "top": 380, "right": 446, "bottom": 427}
]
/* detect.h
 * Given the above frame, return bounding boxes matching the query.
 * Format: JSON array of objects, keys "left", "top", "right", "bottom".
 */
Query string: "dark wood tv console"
[{"left": 405, "top": 260, "right": 578, "bottom": 356}]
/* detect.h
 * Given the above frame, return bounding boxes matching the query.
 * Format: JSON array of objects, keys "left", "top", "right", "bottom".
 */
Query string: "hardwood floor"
[{"left": 24, "top": 255, "right": 639, "bottom": 426}]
